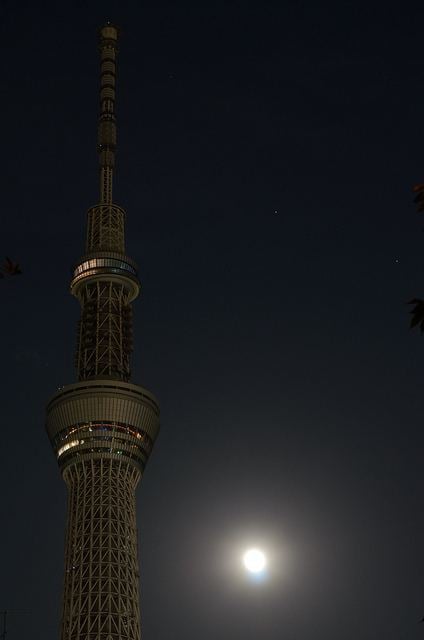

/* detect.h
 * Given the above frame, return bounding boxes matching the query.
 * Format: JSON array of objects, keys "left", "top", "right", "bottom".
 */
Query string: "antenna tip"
[{"left": 99, "top": 23, "right": 120, "bottom": 43}]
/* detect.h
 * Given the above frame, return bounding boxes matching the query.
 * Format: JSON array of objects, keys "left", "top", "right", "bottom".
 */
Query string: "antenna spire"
[{"left": 97, "top": 23, "right": 119, "bottom": 204}]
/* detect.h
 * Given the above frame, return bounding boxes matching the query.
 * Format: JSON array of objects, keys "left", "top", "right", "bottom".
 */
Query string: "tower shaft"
[
  {"left": 46, "top": 25, "right": 159, "bottom": 640},
  {"left": 62, "top": 460, "right": 141, "bottom": 640}
]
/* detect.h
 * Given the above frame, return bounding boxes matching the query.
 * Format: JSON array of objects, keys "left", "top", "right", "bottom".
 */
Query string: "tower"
[{"left": 46, "top": 25, "right": 160, "bottom": 640}]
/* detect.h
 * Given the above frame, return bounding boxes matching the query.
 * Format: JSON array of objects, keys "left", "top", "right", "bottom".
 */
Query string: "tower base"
[{"left": 46, "top": 380, "right": 160, "bottom": 640}]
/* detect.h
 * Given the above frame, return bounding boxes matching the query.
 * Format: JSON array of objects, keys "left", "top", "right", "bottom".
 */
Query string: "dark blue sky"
[{"left": 1, "top": 1, "right": 424, "bottom": 638}]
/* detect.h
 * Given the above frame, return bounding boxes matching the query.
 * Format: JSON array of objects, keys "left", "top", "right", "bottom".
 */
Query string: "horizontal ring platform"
[
  {"left": 46, "top": 381, "right": 159, "bottom": 473},
  {"left": 70, "top": 254, "right": 140, "bottom": 300}
]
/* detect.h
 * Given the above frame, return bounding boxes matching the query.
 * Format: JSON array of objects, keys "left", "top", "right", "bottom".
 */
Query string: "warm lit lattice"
[
  {"left": 75, "top": 280, "right": 133, "bottom": 380},
  {"left": 86, "top": 204, "right": 125, "bottom": 253},
  {"left": 61, "top": 459, "right": 141, "bottom": 640},
  {"left": 46, "top": 24, "right": 159, "bottom": 640}
]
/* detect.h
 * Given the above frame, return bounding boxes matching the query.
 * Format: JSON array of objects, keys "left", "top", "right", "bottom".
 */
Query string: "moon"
[{"left": 243, "top": 548, "right": 266, "bottom": 574}]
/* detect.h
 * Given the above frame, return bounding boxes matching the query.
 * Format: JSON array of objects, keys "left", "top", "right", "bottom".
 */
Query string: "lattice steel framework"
[
  {"left": 62, "top": 460, "right": 141, "bottom": 640},
  {"left": 69, "top": 24, "right": 139, "bottom": 383},
  {"left": 46, "top": 24, "right": 160, "bottom": 640}
]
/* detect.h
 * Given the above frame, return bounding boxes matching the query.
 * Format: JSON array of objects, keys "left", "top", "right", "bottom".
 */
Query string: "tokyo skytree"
[{"left": 46, "top": 24, "right": 160, "bottom": 640}]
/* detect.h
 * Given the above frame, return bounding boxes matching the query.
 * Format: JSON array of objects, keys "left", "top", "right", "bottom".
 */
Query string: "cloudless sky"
[{"left": 1, "top": 1, "right": 424, "bottom": 638}]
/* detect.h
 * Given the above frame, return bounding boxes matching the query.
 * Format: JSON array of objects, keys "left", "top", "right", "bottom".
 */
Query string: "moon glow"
[{"left": 243, "top": 548, "right": 266, "bottom": 574}]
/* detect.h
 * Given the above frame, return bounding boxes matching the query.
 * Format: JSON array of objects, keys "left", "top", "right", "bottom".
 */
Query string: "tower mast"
[
  {"left": 98, "top": 24, "right": 117, "bottom": 206},
  {"left": 46, "top": 25, "right": 160, "bottom": 640}
]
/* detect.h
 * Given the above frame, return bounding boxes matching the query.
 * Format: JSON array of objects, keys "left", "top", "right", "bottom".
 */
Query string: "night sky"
[{"left": 1, "top": 1, "right": 424, "bottom": 638}]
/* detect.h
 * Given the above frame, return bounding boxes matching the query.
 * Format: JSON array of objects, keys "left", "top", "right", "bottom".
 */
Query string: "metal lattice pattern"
[
  {"left": 61, "top": 458, "right": 141, "bottom": 640},
  {"left": 97, "top": 26, "right": 117, "bottom": 205},
  {"left": 86, "top": 205, "right": 125, "bottom": 253},
  {"left": 76, "top": 280, "right": 133, "bottom": 380},
  {"left": 46, "top": 24, "right": 160, "bottom": 640}
]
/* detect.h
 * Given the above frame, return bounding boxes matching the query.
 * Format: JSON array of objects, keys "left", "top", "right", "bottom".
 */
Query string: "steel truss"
[
  {"left": 86, "top": 205, "right": 125, "bottom": 254},
  {"left": 76, "top": 280, "right": 133, "bottom": 380},
  {"left": 46, "top": 24, "right": 160, "bottom": 640},
  {"left": 62, "top": 459, "right": 141, "bottom": 640}
]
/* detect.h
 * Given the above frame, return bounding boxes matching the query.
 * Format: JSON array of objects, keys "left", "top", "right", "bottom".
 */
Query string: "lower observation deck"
[{"left": 46, "top": 380, "right": 160, "bottom": 473}]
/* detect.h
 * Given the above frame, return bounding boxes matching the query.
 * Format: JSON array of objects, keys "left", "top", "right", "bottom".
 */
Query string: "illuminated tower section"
[{"left": 45, "top": 25, "right": 159, "bottom": 640}]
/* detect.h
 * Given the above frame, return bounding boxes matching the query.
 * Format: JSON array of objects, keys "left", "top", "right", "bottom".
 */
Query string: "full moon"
[{"left": 243, "top": 548, "right": 266, "bottom": 573}]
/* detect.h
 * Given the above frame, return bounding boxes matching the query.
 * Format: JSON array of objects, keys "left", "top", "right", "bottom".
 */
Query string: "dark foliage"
[
  {"left": 0, "top": 256, "right": 21, "bottom": 278},
  {"left": 408, "top": 298, "right": 424, "bottom": 331}
]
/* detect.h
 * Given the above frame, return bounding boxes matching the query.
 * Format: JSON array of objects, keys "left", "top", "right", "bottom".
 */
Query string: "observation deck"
[
  {"left": 46, "top": 379, "right": 160, "bottom": 474},
  {"left": 71, "top": 251, "right": 140, "bottom": 301}
]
